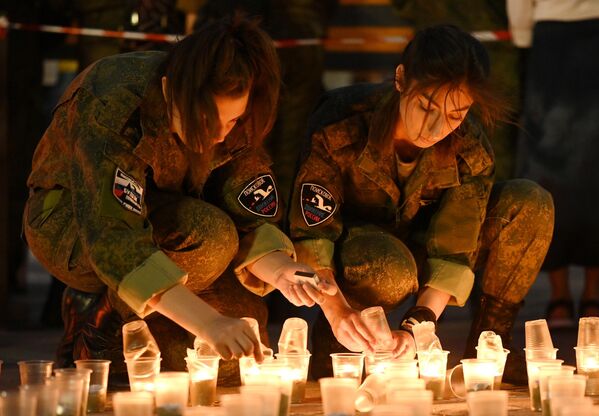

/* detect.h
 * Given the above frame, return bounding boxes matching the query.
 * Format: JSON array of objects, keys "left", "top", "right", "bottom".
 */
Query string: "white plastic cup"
[
  {"left": 17, "top": 360, "right": 53, "bottom": 385},
  {"left": 365, "top": 351, "right": 394, "bottom": 376},
  {"left": 154, "top": 372, "right": 189, "bottom": 415},
  {"left": 122, "top": 320, "right": 160, "bottom": 360},
  {"left": 354, "top": 373, "right": 387, "bottom": 412},
  {"left": 0, "top": 390, "right": 37, "bottom": 416},
  {"left": 525, "top": 347, "right": 559, "bottom": 360},
  {"left": 385, "top": 359, "right": 419, "bottom": 379},
  {"left": 18, "top": 384, "right": 58, "bottom": 416},
  {"left": 525, "top": 319, "right": 554, "bottom": 350},
  {"left": 526, "top": 358, "right": 563, "bottom": 411},
  {"left": 467, "top": 390, "right": 508, "bottom": 416},
  {"left": 578, "top": 317, "right": 599, "bottom": 348},
  {"left": 240, "top": 386, "right": 281, "bottom": 416},
  {"left": 476, "top": 347, "right": 510, "bottom": 389},
  {"left": 186, "top": 356, "right": 219, "bottom": 407},
  {"left": 330, "top": 353, "right": 364, "bottom": 383},
  {"left": 75, "top": 359, "right": 111, "bottom": 412},
  {"left": 54, "top": 367, "right": 92, "bottom": 416},
  {"left": 387, "top": 388, "right": 433, "bottom": 416},
  {"left": 112, "top": 391, "right": 154, "bottom": 416},
  {"left": 360, "top": 306, "right": 393, "bottom": 350},
  {"left": 417, "top": 350, "right": 449, "bottom": 400},
  {"left": 574, "top": 346, "right": 599, "bottom": 395},
  {"left": 220, "top": 393, "right": 263, "bottom": 416},
  {"left": 539, "top": 365, "right": 576, "bottom": 415},
  {"left": 125, "top": 356, "right": 162, "bottom": 392},
  {"left": 386, "top": 378, "right": 426, "bottom": 400},
  {"left": 319, "top": 377, "right": 359, "bottom": 416},
  {"left": 274, "top": 353, "right": 311, "bottom": 403},
  {"left": 278, "top": 318, "right": 308, "bottom": 354},
  {"left": 546, "top": 374, "right": 587, "bottom": 416},
  {"left": 550, "top": 396, "right": 593, "bottom": 416},
  {"left": 48, "top": 375, "right": 85, "bottom": 416}
]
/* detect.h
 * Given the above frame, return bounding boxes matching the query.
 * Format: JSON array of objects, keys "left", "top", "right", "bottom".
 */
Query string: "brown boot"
[{"left": 464, "top": 293, "right": 527, "bottom": 386}]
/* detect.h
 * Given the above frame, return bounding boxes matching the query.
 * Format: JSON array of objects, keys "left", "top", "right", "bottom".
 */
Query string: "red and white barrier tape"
[{"left": 0, "top": 16, "right": 511, "bottom": 46}]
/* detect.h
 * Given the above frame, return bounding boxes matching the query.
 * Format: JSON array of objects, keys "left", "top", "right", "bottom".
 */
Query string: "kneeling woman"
[
  {"left": 24, "top": 16, "right": 329, "bottom": 384},
  {"left": 289, "top": 25, "right": 554, "bottom": 384}
]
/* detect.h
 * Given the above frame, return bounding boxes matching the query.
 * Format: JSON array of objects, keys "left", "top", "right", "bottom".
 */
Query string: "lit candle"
[
  {"left": 575, "top": 346, "right": 599, "bottom": 396},
  {"left": 87, "top": 384, "right": 107, "bottom": 413},
  {"left": 186, "top": 357, "right": 219, "bottom": 407},
  {"left": 417, "top": 350, "right": 449, "bottom": 400}
]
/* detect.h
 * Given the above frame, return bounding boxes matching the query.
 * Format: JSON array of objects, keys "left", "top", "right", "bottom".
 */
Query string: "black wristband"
[{"left": 399, "top": 306, "right": 437, "bottom": 336}]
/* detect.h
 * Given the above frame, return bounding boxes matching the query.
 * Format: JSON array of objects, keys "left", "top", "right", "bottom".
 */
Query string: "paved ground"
[{"left": 0, "top": 253, "right": 585, "bottom": 414}]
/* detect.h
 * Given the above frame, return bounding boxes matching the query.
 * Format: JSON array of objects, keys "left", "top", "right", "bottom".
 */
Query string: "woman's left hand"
[{"left": 390, "top": 330, "right": 416, "bottom": 358}]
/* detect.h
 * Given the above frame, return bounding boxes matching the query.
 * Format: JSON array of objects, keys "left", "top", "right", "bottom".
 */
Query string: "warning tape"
[{"left": 0, "top": 16, "right": 511, "bottom": 46}]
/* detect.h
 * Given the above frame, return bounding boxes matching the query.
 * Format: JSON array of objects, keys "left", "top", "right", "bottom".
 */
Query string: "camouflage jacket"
[
  {"left": 289, "top": 84, "right": 495, "bottom": 305},
  {"left": 27, "top": 51, "right": 292, "bottom": 316}
]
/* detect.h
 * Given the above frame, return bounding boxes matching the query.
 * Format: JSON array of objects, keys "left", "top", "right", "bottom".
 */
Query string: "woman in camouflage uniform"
[
  {"left": 288, "top": 25, "right": 554, "bottom": 384},
  {"left": 23, "top": 16, "right": 333, "bottom": 384}
]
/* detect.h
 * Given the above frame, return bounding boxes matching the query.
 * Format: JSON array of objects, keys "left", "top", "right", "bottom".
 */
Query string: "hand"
[
  {"left": 390, "top": 330, "right": 416, "bottom": 358},
  {"left": 201, "top": 314, "right": 264, "bottom": 362},
  {"left": 274, "top": 262, "right": 337, "bottom": 307},
  {"left": 328, "top": 307, "right": 377, "bottom": 353}
]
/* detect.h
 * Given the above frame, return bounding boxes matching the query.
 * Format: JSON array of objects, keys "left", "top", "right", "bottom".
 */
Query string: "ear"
[
  {"left": 394, "top": 64, "right": 405, "bottom": 93},
  {"left": 161, "top": 76, "right": 168, "bottom": 101}
]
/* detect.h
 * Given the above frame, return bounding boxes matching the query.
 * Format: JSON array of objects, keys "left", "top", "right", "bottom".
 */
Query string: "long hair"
[
  {"left": 161, "top": 14, "right": 280, "bottom": 153},
  {"left": 370, "top": 24, "right": 510, "bottom": 150}
]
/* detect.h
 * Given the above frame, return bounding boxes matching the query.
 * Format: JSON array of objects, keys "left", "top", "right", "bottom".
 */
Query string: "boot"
[
  {"left": 464, "top": 293, "right": 527, "bottom": 386},
  {"left": 311, "top": 310, "right": 350, "bottom": 380}
]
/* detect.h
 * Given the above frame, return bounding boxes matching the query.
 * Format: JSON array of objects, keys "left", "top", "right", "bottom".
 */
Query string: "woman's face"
[
  {"left": 161, "top": 76, "right": 249, "bottom": 145},
  {"left": 396, "top": 82, "right": 473, "bottom": 148}
]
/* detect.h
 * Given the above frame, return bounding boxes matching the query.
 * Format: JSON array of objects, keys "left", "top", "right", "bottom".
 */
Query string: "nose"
[
  {"left": 426, "top": 112, "right": 443, "bottom": 138},
  {"left": 213, "top": 125, "right": 229, "bottom": 143}
]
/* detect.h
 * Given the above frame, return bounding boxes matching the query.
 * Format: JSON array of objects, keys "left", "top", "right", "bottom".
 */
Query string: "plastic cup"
[
  {"left": 126, "top": 357, "right": 162, "bottom": 392},
  {"left": 360, "top": 306, "right": 394, "bottom": 350},
  {"left": 319, "top": 377, "right": 359, "bottom": 416},
  {"left": 154, "top": 372, "right": 189, "bottom": 416},
  {"left": 539, "top": 365, "right": 575, "bottom": 415},
  {"left": 386, "top": 378, "right": 426, "bottom": 400},
  {"left": 54, "top": 368, "right": 92, "bottom": 416},
  {"left": 0, "top": 390, "right": 37, "bottom": 416},
  {"left": 186, "top": 356, "right": 219, "bottom": 407},
  {"left": 546, "top": 374, "right": 587, "bottom": 416},
  {"left": 112, "top": 391, "right": 154, "bottom": 416},
  {"left": 278, "top": 318, "right": 308, "bottom": 354},
  {"left": 526, "top": 359, "right": 563, "bottom": 411},
  {"left": 75, "top": 359, "right": 110, "bottom": 412},
  {"left": 240, "top": 386, "right": 281, "bottom": 416},
  {"left": 183, "top": 407, "right": 225, "bottom": 416},
  {"left": 449, "top": 359, "right": 495, "bottom": 399},
  {"left": 467, "top": 390, "right": 508, "bottom": 416},
  {"left": 578, "top": 317, "right": 599, "bottom": 347},
  {"left": 385, "top": 359, "right": 419, "bottom": 380},
  {"left": 275, "top": 353, "right": 311, "bottom": 403},
  {"left": 122, "top": 320, "right": 161, "bottom": 360},
  {"left": 575, "top": 346, "right": 599, "bottom": 395},
  {"left": 365, "top": 351, "right": 394, "bottom": 376},
  {"left": 371, "top": 404, "right": 414, "bottom": 416},
  {"left": 387, "top": 388, "right": 433, "bottom": 416},
  {"left": 330, "top": 353, "right": 364, "bottom": 383},
  {"left": 17, "top": 360, "right": 53, "bottom": 385},
  {"left": 476, "top": 347, "right": 510, "bottom": 389},
  {"left": 220, "top": 393, "right": 263, "bottom": 415},
  {"left": 525, "top": 319, "right": 554, "bottom": 349},
  {"left": 354, "top": 373, "right": 387, "bottom": 412},
  {"left": 19, "top": 384, "right": 59, "bottom": 416},
  {"left": 417, "top": 350, "right": 449, "bottom": 400},
  {"left": 245, "top": 362, "right": 292, "bottom": 416},
  {"left": 551, "top": 396, "right": 593, "bottom": 416},
  {"left": 525, "top": 347, "right": 559, "bottom": 360},
  {"left": 49, "top": 375, "right": 85, "bottom": 416}
]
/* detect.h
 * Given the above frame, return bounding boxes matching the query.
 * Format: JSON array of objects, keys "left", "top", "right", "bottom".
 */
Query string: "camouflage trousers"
[
  {"left": 24, "top": 189, "right": 268, "bottom": 385},
  {"left": 336, "top": 179, "right": 554, "bottom": 309}
]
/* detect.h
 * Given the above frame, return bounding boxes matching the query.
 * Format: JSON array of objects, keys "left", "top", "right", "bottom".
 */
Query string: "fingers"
[
  {"left": 241, "top": 324, "right": 264, "bottom": 363},
  {"left": 297, "top": 283, "right": 322, "bottom": 305},
  {"left": 284, "top": 285, "right": 303, "bottom": 307},
  {"left": 316, "top": 279, "right": 338, "bottom": 296},
  {"left": 350, "top": 314, "right": 377, "bottom": 346}
]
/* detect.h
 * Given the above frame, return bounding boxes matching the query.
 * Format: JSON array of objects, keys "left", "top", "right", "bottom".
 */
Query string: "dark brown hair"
[
  {"left": 161, "top": 14, "right": 280, "bottom": 153},
  {"left": 370, "top": 24, "right": 510, "bottom": 149}
]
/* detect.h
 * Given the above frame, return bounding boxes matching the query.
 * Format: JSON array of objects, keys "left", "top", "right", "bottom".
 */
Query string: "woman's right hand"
[
  {"left": 328, "top": 306, "right": 377, "bottom": 353},
  {"left": 201, "top": 314, "right": 264, "bottom": 362}
]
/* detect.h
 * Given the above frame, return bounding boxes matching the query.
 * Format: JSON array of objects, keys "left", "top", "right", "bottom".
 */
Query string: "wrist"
[{"left": 399, "top": 305, "right": 437, "bottom": 336}]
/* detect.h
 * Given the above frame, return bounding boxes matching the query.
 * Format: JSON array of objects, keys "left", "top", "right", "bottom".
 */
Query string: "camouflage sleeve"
[
  {"left": 65, "top": 89, "right": 187, "bottom": 317},
  {"left": 209, "top": 146, "right": 294, "bottom": 295},
  {"left": 288, "top": 130, "right": 344, "bottom": 272},
  {"left": 424, "top": 126, "right": 495, "bottom": 306}
]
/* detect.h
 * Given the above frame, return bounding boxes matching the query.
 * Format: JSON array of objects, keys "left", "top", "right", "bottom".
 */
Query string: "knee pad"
[{"left": 339, "top": 231, "right": 418, "bottom": 309}]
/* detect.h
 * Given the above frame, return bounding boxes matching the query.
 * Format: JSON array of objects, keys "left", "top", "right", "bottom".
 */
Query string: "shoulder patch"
[
  {"left": 113, "top": 167, "right": 144, "bottom": 215},
  {"left": 301, "top": 183, "right": 337, "bottom": 227},
  {"left": 237, "top": 174, "right": 278, "bottom": 217}
]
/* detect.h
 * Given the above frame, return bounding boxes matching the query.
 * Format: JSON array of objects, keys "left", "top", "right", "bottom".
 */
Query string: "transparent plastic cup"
[
  {"left": 578, "top": 317, "right": 599, "bottom": 347},
  {"left": 330, "top": 353, "right": 364, "bottom": 383},
  {"left": 417, "top": 350, "right": 449, "bottom": 400},
  {"left": 54, "top": 367, "right": 92, "bottom": 416},
  {"left": 112, "top": 391, "right": 154, "bottom": 416},
  {"left": 360, "top": 306, "right": 394, "bottom": 350},
  {"left": 575, "top": 346, "right": 599, "bottom": 395},
  {"left": 0, "top": 390, "right": 37, "bottom": 416},
  {"left": 387, "top": 388, "right": 433, "bottom": 416},
  {"left": 245, "top": 362, "right": 292, "bottom": 416},
  {"left": 354, "top": 373, "right": 387, "bottom": 412},
  {"left": 525, "top": 319, "right": 554, "bottom": 349},
  {"left": 49, "top": 375, "right": 85, "bottom": 416},
  {"left": 546, "top": 374, "right": 588, "bottom": 416},
  {"left": 319, "top": 377, "right": 359, "bottom": 416},
  {"left": 385, "top": 359, "right": 419, "bottom": 380},
  {"left": 476, "top": 347, "right": 510, "bottom": 389},
  {"left": 278, "top": 318, "right": 308, "bottom": 354},
  {"left": 17, "top": 360, "right": 53, "bottom": 385},
  {"left": 220, "top": 393, "right": 263, "bottom": 415},
  {"left": 122, "top": 320, "right": 160, "bottom": 360},
  {"left": 75, "top": 359, "right": 111, "bottom": 412},
  {"left": 185, "top": 356, "right": 219, "bottom": 406},
  {"left": 467, "top": 390, "right": 508, "bottom": 416},
  {"left": 275, "top": 353, "right": 311, "bottom": 403},
  {"left": 154, "top": 372, "right": 189, "bottom": 416},
  {"left": 125, "top": 356, "right": 162, "bottom": 393},
  {"left": 449, "top": 359, "right": 495, "bottom": 399},
  {"left": 539, "top": 365, "right": 575, "bottom": 415},
  {"left": 525, "top": 347, "right": 559, "bottom": 360},
  {"left": 183, "top": 407, "right": 225, "bottom": 416},
  {"left": 526, "top": 359, "right": 563, "bottom": 411},
  {"left": 364, "top": 351, "right": 394, "bottom": 376},
  {"left": 19, "top": 384, "right": 59, "bottom": 416},
  {"left": 551, "top": 396, "right": 593, "bottom": 416},
  {"left": 386, "top": 377, "right": 426, "bottom": 399},
  {"left": 371, "top": 404, "right": 414, "bottom": 416},
  {"left": 240, "top": 386, "right": 281, "bottom": 416}
]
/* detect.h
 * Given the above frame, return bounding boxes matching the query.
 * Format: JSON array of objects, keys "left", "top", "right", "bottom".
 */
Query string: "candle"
[
  {"left": 417, "top": 350, "right": 449, "bottom": 400},
  {"left": 189, "top": 373, "right": 217, "bottom": 406},
  {"left": 87, "top": 384, "right": 107, "bottom": 413},
  {"left": 575, "top": 346, "right": 599, "bottom": 396}
]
